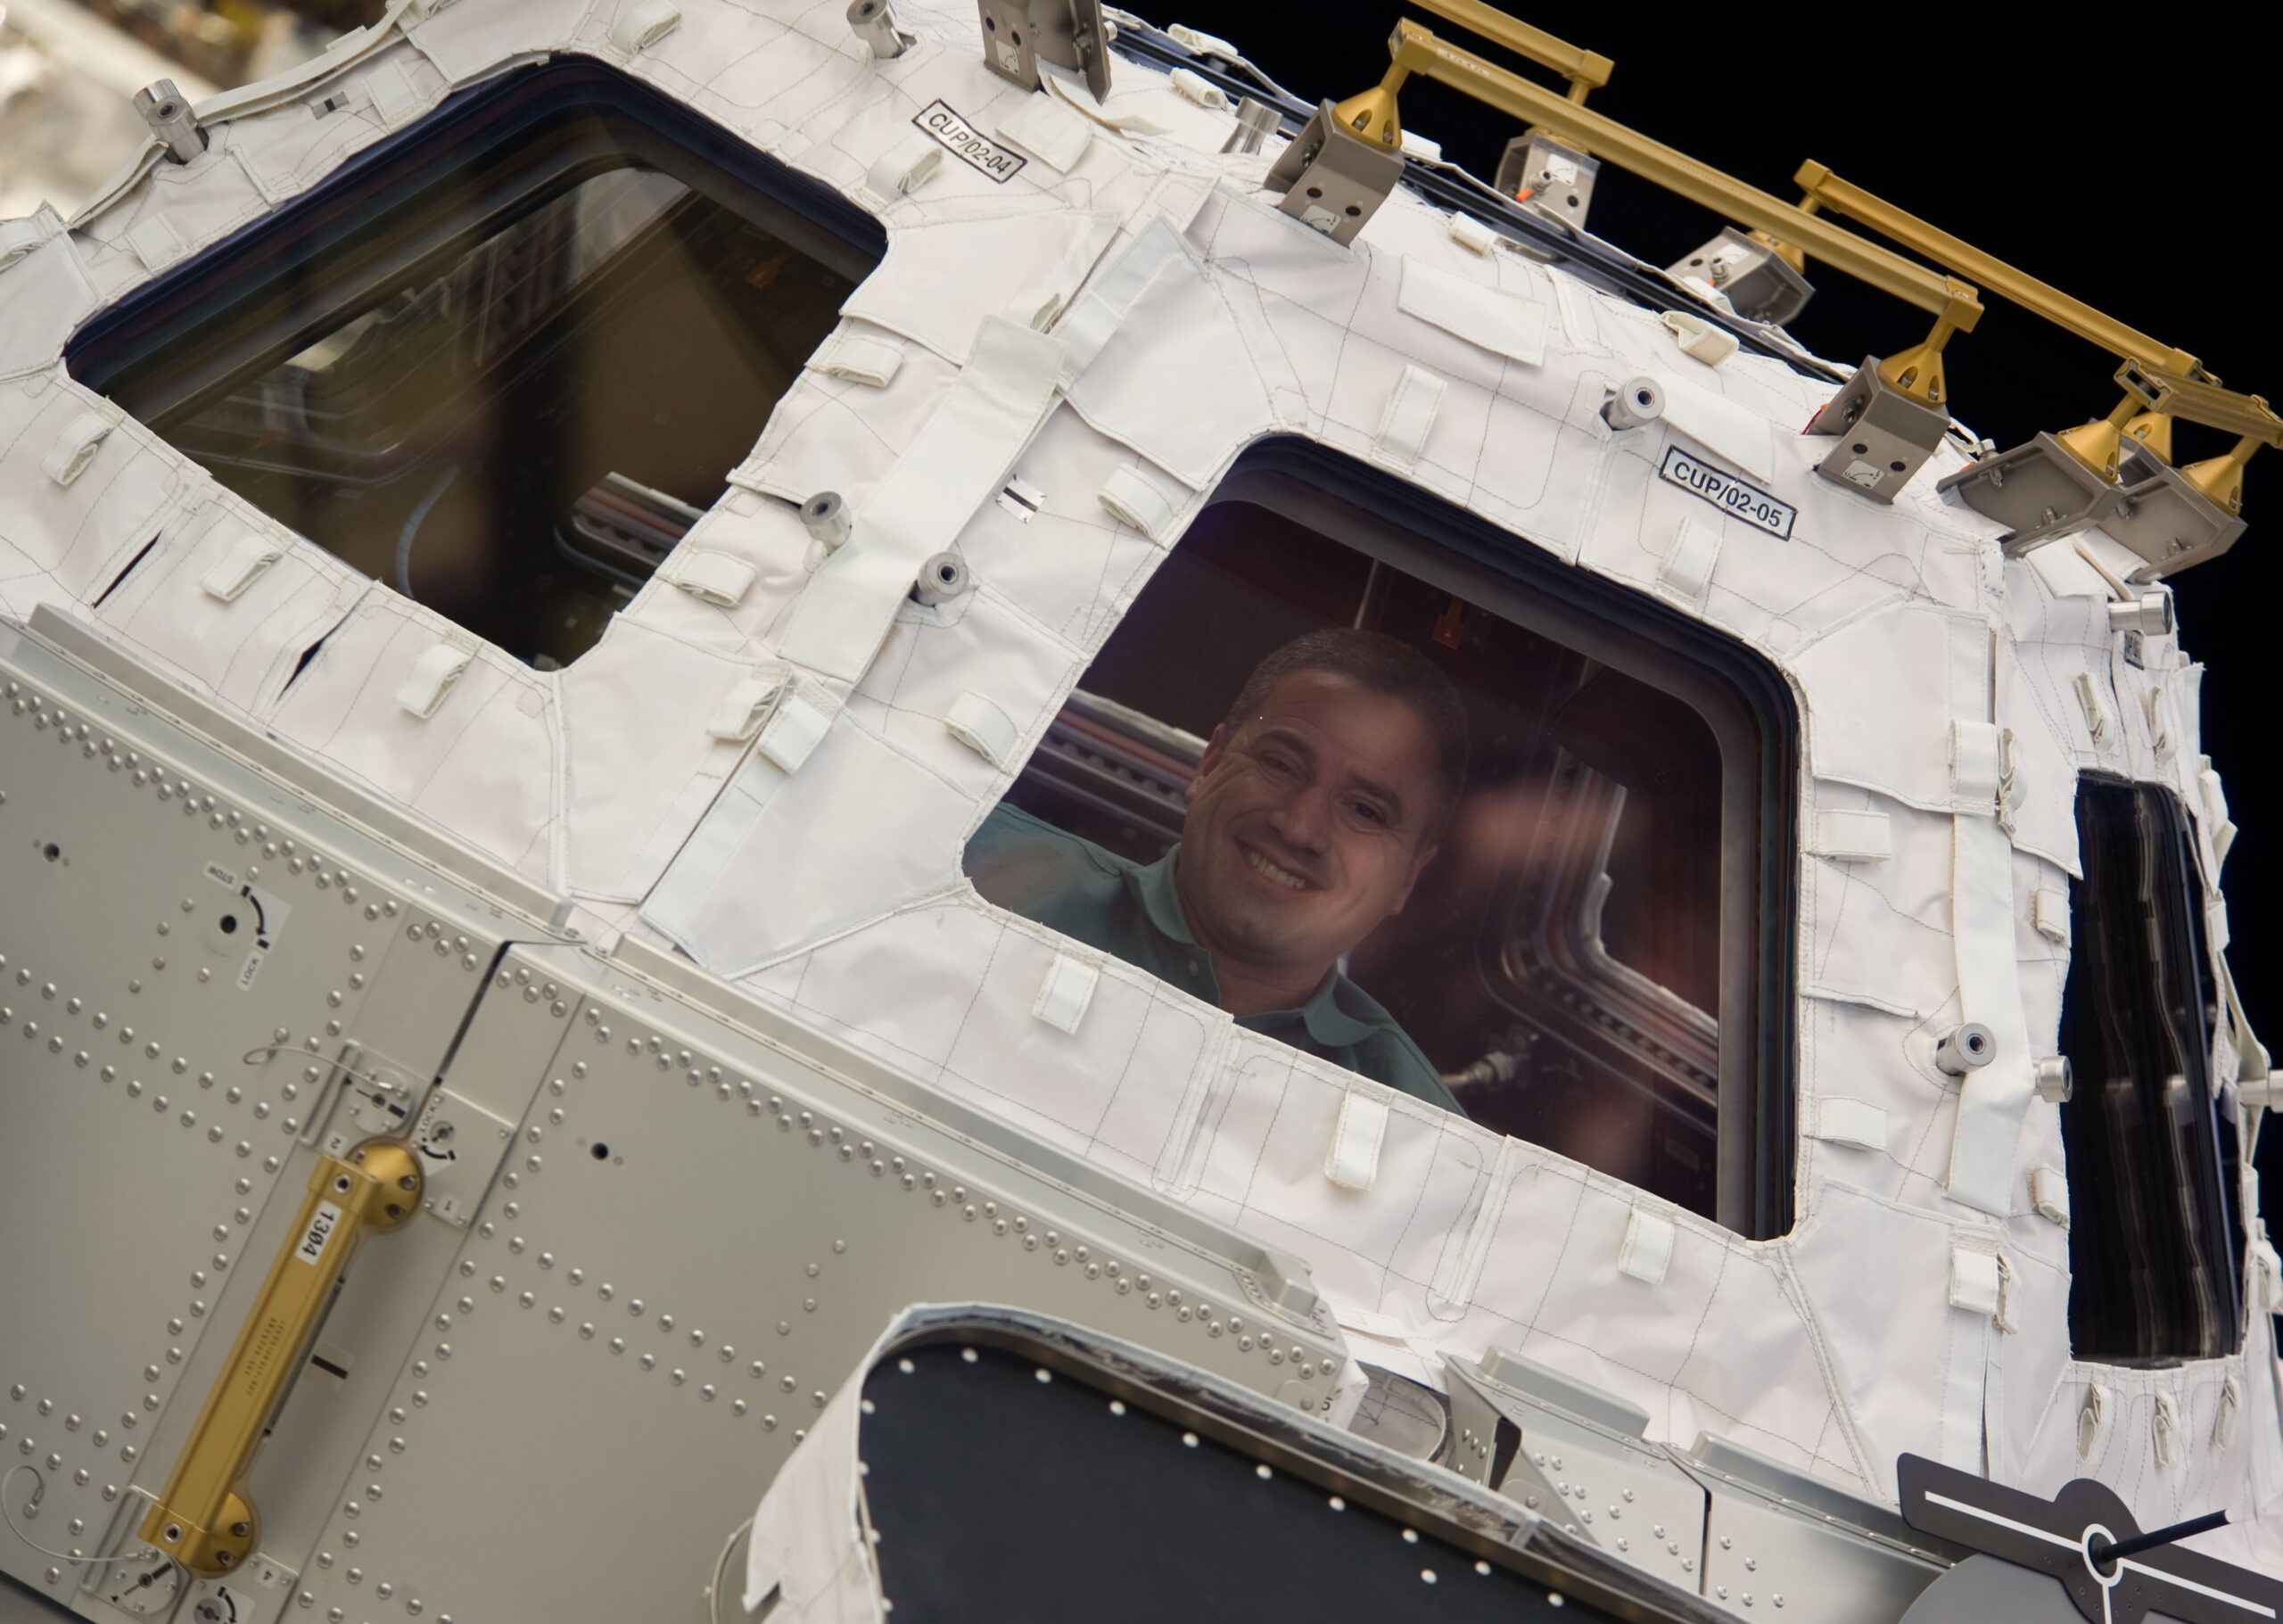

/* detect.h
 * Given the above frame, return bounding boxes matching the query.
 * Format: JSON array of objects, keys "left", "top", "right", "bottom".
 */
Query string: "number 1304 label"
[
  {"left": 1660, "top": 445, "right": 1797, "bottom": 540},
  {"left": 295, "top": 1200, "right": 342, "bottom": 1265}
]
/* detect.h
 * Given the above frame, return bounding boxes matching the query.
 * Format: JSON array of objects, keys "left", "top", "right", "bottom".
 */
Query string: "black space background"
[{"left": 1154, "top": 3, "right": 2283, "bottom": 1236}]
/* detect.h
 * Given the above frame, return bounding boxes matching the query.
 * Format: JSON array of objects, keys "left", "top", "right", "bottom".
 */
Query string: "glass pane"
[
  {"left": 2062, "top": 778, "right": 2245, "bottom": 1363},
  {"left": 113, "top": 143, "right": 860, "bottom": 669},
  {"left": 974, "top": 498, "right": 1730, "bottom": 1219}
]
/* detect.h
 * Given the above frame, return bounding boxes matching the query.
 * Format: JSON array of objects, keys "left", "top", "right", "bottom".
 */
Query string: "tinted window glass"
[
  {"left": 2062, "top": 778, "right": 2246, "bottom": 1363},
  {"left": 70, "top": 64, "right": 880, "bottom": 670},
  {"left": 972, "top": 449, "right": 1793, "bottom": 1231}
]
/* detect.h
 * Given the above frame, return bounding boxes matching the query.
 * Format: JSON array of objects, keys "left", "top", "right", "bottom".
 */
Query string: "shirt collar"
[{"left": 1130, "top": 845, "right": 1381, "bottom": 1049}]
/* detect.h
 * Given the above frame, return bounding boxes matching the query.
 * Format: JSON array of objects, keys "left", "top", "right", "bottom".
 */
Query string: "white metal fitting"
[
  {"left": 2033, "top": 1055, "right": 2073, "bottom": 1104},
  {"left": 800, "top": 491, "right": 851, "bottom": 550},
  {"left": 1601, "top": 376, "right": 1665, "bottom": 433},
  {"left": 2107, "top": 590, "right": 2174, "bottom": 637},
  {"left": 911, "top": 551, "right": 970, "bottom": 606},
  {"left": 1934, "top": 1023, "right": 1996, "bottom": 1076}
]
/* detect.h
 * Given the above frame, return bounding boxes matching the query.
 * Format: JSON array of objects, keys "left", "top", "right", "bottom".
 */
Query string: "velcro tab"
[
  {"left": 2028, "top": 1164, "right": 2071, "bottom": 1227},
  {"left": 1617, "top": 1204, "right": 1675, "bottom": 1284},
  {"left": 1032, "top": 951, "right": 1100, "bottom": 1035},
  {"left": 1397, "top": 256, "right": 1547, "bottom": 366},
  {"left": 1809, "top": 1097, "right": 1888, "bottom": 1150},
  {"left": 124, "top": 215, "right": 184, "bottom": 273},
  {"left": 1323, "top": 1083, "right": 1389, "bottom": 1192},
  {"left": 661, "top": 548, "right": 756, "bottom": 607},
  {"left": 811, "top": 328, "right": 905, "bottom": 387},
  {"left": 1950, "top": 719, "right": 2003, "bottom": 809},
  {"left": 1372, "top": 363, "right": 1445, "bottom": 472},
  {"left": 41, "top": 409, "right": 118, "bottom": 488},
  {"left": 997, "top": 91, "right": 1092, "bottom": 172},
  {"left": 1167, "top": 67, "right": 1227, "bottom": 109},
  {"left": 1446, "top": 210, "right": 1497, "bottom": 255},
  {"left": 395, "top": 642, "right": 473, "bottom": 719},
  {"left": 1948, "top": 1242, "right": 2001, "bottom": 1317},
  {"left": 1097, "top": 465, "right": 1179, "bottom": 541},
  {"left": 865, "top": 134, "right": 943, "bottom": 202},
  {"left": 1660, "top": 309, "right": 1739, "bottom": 367},
  {"left": 609, "top": 0, "right": 680, "bottom": 51},
  {"left": 199, "top": 532, "right": 284, "bottom": 603},
  {"left": 705, "top": 667, "right": 787, "bottom": 742},
  {"left": 1658, "top": 513, "right": 1720, "bottom": 605},
  {"left": 944, "top": 689, "right": 1018, "bottom": 765},
  {"left": 755, "top": 680, "right": 836, "bottom": 773},
  {"left": 363, "top": 60, "right": 421, "bottom": 127},
  {"left": 2032, "top": 886, "right": 2072, "bottom": 945},
  {"left": 1811, "top": 808, "right": 1892, "bottom": 862}
]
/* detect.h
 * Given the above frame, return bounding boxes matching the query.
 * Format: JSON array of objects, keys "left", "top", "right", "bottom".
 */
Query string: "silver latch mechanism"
[
  {"left": 977, "top": 0, "right": 1111, "bottom": 101},
  {"left": 135, "top": 79, "right": 208, "bottom": 164},
  {"left": 1264, "top": 100, "right": 1403, "bottom": 248},
  {"left": 1666, "top": 226, "right": 1814, "bottom": 326}
]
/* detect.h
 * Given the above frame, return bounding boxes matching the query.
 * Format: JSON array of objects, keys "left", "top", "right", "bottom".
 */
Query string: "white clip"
[
  {"left": 199, "top": 532, "right": 284, "bottom": 603},
  {"left": 1658, "top": 513, "right": 1720, "bottom": 606},
  {"left": 1372, "top": 363, "right": 1446, "bottom": 472},
  {"left": 2073, "top": 672, "right": 2109, "bottom": 743},
  {"left": 1660, "top": 309, "right": 1739, "bottom": 367},
  {"left": 812, "top": 328, "right": 905, "bottom": 388},
  {"left": 865, "top": 134, "right": 944, "bottom": 202},
  {"left": 1324, "top": 1083, "right": 1389, "bottom": 1192},
  {"left": 2215, "top": 1375, "right": 2242, "bottom": 1450},
  {"left": 1810, "top": 808, "right": 1892, "bottom": 862},
  {"left": 944, "top": 689, "right": 1018, "bottom": 766},
  {"left": 609, "top": 0, "right": 680, "bottom": 52},
  {"left": 661, "top": 548, "right": 756, "bottom": 607},
  {"left": 1948, "top": 1241, "right": 2001, "bottom": 1318},
  {"left": 1808, "top": 1097, "right": 1888, "bottom": 1151},
  {"left": 395, "top": 642, "right": 473, "bottom": 719},
  {"left": 1167, "top": 67, "right": 1228, "bottom": 109},
  {"left": 41, "top": 410, "right": 119, "bottom": 488},
  {"left": 1949, "top": 719, "right": 2004, "bottom": 810},
  {"left": 2077, "top": 1382, "right": 2112, "bottom": 1461},
  {"left": 997, "top": 92, "right": 1092, "bottom": 172},
  {"left": 2032, "top": 886, "right": 2073, "bottom": 946},
  {"left": 1032, "top": 951, "right": 1100, "bottom": 1035},
  {"left": 1617, "top": 1204, "right": 1675, "bottom": 1284},
  {"left": 2028, "top": 1164, "right": 2071, "bottom": 1227},
  {"left": 2153, "top": 1391, "right": 2179, "bottom": 1469},
  {"left": 123, "top": 214, "right": 184, "bottom": 273},
  {"left": 755, "top": 681, "right": 836, "bottom": 773},
  {"left": 1097, "top": 465, "right": 1179, "bottom": 542},
  {"left": 705, "top": 668, "right": 787, "bottom": 742},
  {"left": 1446, "top": 210, "right": 1497, "bottom": 255}
]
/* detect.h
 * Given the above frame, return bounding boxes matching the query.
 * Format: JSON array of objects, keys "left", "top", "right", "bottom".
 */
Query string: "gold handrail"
[{"left": 1401, "top": 0, "right": 1611, "bottom": 103}]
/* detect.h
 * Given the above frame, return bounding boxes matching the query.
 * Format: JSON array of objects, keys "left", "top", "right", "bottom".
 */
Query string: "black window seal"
[
  {"left": 1209, "top": 437, "right": 1798, "bottom": 1239},
  {"left": 67, "top": 57, "right": 886, "bottom": 416}
]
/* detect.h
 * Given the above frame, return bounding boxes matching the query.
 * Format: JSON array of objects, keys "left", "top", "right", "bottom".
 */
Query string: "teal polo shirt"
[{"left": 966, "top": 805, "right": 1462, "bottom": 1115}]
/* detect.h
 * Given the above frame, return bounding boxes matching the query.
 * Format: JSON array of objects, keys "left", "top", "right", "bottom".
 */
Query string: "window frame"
[
  {"left": 67, "top": 58, "right": 883, "bottom": 463},
  {"left": 1134, "top": 439, "right": 1800, "bottom": 1237}
]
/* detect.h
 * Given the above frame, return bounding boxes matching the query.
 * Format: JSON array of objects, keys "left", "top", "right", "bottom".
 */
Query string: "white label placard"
[{"left": 295, "top": 1199, "right": 343, "bottom": 1265}]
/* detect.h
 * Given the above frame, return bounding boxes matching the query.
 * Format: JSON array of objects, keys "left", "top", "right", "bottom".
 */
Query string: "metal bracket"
[
  {"left": 1264, "top": 100, "right": 1405, "bottom": 248},
  {"left": 1494, "top": 130, "right": 1599, "bottom": 233},
  {"left": 1808, "top": 355, "right": 1951, "bottom": 504},
  {"left": 2103, "top": 443, "right": 2248, "bottom": 579},
  {"left": 1939, "top": 431, "right": 2122, "bottom": 551},
  {"left": 976, "top": 0, "right": 1111, "bottom": 102},
  {"left": 1668, "top": 225, "right": 1814, "bottom": 326}
]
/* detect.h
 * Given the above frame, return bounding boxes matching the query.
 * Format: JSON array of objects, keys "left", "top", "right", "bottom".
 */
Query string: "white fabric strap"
[
  {"left": 124, "top": 214, "right": 184, "bottom": 273},
  {"left": 1324, "top": 1082, "right": 1389, "bottom": 1191},
  {"left": 609, "top": 0, "right": 680, "bottom": 52},
  {"left": 1397, "top": 256, "right": 1546, "bottom": 366},
  {"left": 1616, "top": 1204, "right": 1675, "bottom": 1285},
  {"left": 1097, "top": 464, "right": 1179, "bottom": 542},
  {"left": 1446, "top": 210, "right": 1497, "bottom": 255},
  {"left": 2031, "top": 886, "right": 2072, "bottom": 946},
  {"left": 1166, "top": 67, "right": 1227, "bottom": 108},
  {"left": 0, "top": 206, "right": 62, "bottom": 272},
  {"left": 997, "top": 91, "right": 1092, "bottom": 172},
  {"left": 864, "top": 134, "right": 944, "bottom": 203},
  {"left": 1658, "top": 513, "right": 1720, "bottom": 605},
  {"left": 2023, "top": 538, "right": 2110, "bottom": 598},
  {"left": 1372, "top": 363, "right": 1445, "bottom": 472},
  {"left": 1654, "top": 368, "right": 1775, "bottom": 482},
  {"left": 705, "top": 668, "right": 788, "bottom": 743},
  {"left": 2077, "top": 1383, "right": 2112, "bottom": 1461},
  {"left": 2153, "top": 1392, "right": 2179, "bottom": 1469},
  {"left": 395, "top": 642, "right": 472, "bottom": 719},
  {"left": 1811, "top": 808, "right": 1892, "bottom": 862},
  {"left": 660, "top": 548, "right": 756, "bottom": 608},
  {"left": 2072, "top": 672, "right": 2108, "bottom": 742},
  {"left": 1946, "top": 812, "right": 2039, "bottom": 1216},
  {"left": 1950, "top": 719, "right": 2003, "bottom": 811},
  {"left": 754, "top": 680, "right": 836, "bottom": 774},
  {"left": 1166, "top": 22, "right": 1237, "bottom": 55},
  {"left": 1948, "top": 1241, "right": 2001, "bottom": 1317},
  {"left": 2028, "top": 1164, "right": 2071, "bottom": 1227},
  {"left": 2215, "top": 1375, "right": 2243, "bottom": 1449},
  {"left": 363, "top": 60, "right": 421, "bottom": 126},
  {"left": 199, "top": 532, "right": 284, "bottom": 603},
  {"left": 42, "top": 410, "right": 118, "bottom": 488},
  {"left": 778, "top": 314, "right": 1067, "bottom": 685},
  {"left": 944, "top": 689, "right": 1018, "bottom": 765},
  {"left": 1032, "top": 950, "right": 1100, "bottom": 1035},
  {"left": 1660, "top": 309, "right": 1739, "bottom": 367},
  {"left": 1809, "top": 1097, "right": 1888, "bottom": 1151},
  {"left": 811, "top": 328, "right": 905, "bottom": 388},
  {"left": 1052, "top": 217, "right": 1192, "bottom": 383}
]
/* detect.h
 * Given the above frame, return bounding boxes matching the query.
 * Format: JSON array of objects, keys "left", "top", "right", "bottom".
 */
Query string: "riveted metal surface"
[
  {"left": 0, "top": 614, "right": 560, "bottom": 1614},
  {"left": 286, "top": 940, "right": 1352, "bottom": 1624}
]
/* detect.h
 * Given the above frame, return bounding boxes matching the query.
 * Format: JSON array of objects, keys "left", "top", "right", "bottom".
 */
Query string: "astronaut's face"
[{"left": 1176, "top": 669, "right": 1442, "bottom": 985}]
